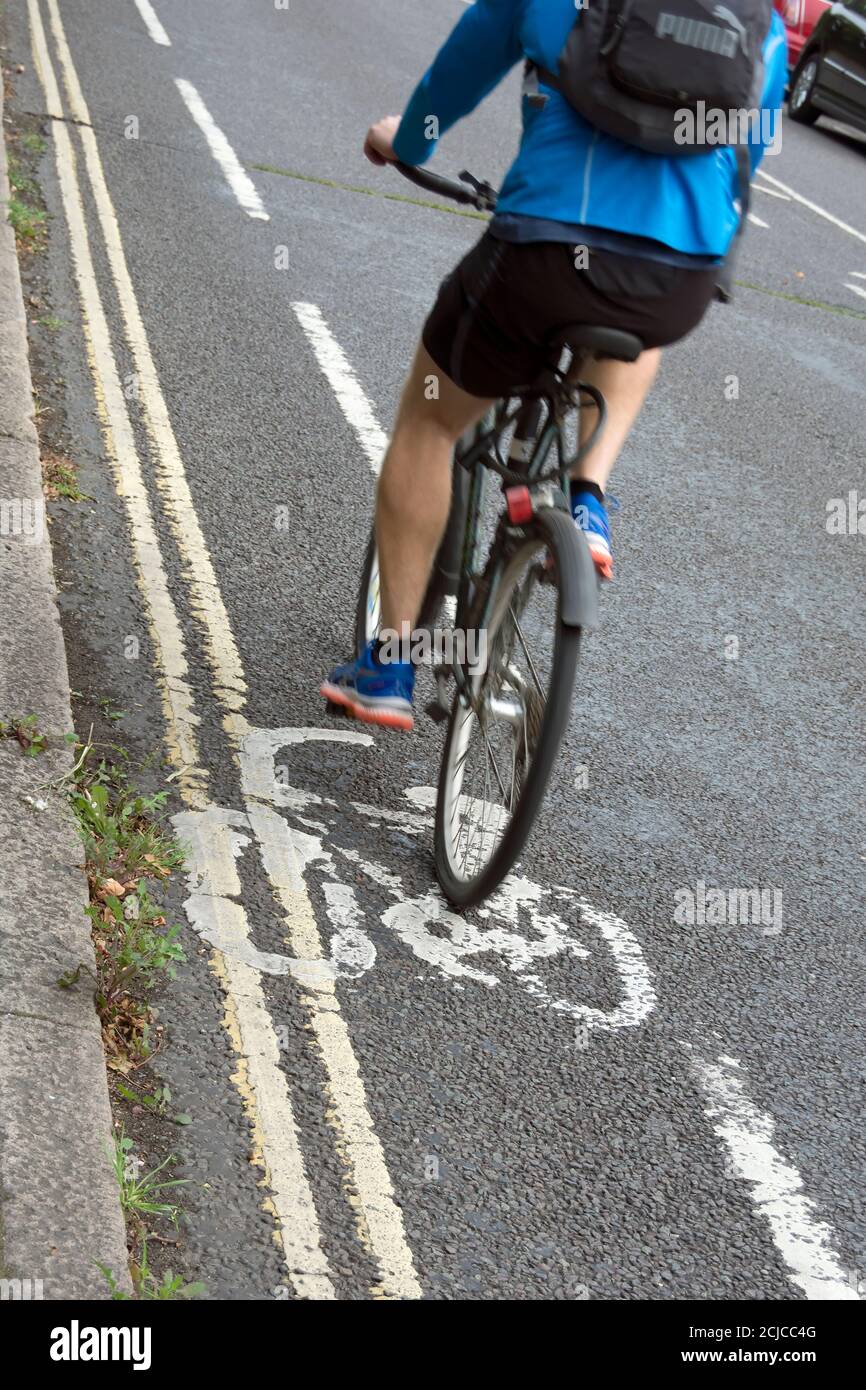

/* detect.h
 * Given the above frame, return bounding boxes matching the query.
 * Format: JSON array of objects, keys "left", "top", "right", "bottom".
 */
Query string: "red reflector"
[{"left": 506, "top": 485, "right": 533, "bottom": 525}]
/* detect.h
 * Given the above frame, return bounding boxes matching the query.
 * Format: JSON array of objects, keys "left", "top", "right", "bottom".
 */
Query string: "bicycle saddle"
[{"left": 552, "top": 325, "right": 644, "bottom": 363}]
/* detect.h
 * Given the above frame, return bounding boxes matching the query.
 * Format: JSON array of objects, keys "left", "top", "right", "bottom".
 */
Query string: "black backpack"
[{"left": 527, "top": 0, "right": 774, "bottom": 300}]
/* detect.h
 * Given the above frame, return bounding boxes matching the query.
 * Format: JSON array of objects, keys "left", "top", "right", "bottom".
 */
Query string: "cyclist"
[{"left": 322, "top": 0, "right": 787, "bottom": 731}]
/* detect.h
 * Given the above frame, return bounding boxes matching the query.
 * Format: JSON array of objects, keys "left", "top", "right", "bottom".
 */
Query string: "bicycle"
[{"left": 349, "top": 162, "right": 643, "bottom": 908}]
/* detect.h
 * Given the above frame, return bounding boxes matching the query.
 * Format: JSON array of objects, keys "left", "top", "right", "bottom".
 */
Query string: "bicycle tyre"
[
  {"left": 354, "top": 528, "right": 446, "bottom": 656},
  {"left": 434, "top": 506, "right": 584, "bottom": 908}
]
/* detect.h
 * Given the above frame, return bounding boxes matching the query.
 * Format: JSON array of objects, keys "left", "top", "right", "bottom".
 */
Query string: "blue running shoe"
[
  {"left": 571, "top": 489, "right": 613, "bottom": 580},
  {"left": 321, "top": 640, "right": 415, "bottom": 731}
]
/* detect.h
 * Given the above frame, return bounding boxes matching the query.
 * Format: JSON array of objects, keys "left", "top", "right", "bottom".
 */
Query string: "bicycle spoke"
[
  {"left": 440, "top": 532, "right": 563, "bottom": 888},
  {"left": 478, "top": 716, "right": 510, "bottom": 805}
]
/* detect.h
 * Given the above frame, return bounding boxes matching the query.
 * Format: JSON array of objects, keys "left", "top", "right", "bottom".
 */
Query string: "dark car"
[
  {"left": 774, "top": 0, "right": 832, "bottom": 75},
  {"left": 788, "top": 0, "right": 866, "bottom": 133}
]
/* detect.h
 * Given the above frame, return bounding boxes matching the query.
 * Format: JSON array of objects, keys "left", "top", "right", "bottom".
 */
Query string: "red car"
[{"left": 774, "top": 0, "right": 833, "bottom": 72}]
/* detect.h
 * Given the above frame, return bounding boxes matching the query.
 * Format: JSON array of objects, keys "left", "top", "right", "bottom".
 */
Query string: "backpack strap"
[{"left": 715, "top": 145, "right": 752, "bottom": 304}]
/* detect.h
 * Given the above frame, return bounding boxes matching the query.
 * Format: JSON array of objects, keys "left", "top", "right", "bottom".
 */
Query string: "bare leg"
[
  {"left": 571, "top": 348, "right": 661, "bottom": 491},
  {"left": 376, "top": 342, "right": 493, "bottom": 635}
]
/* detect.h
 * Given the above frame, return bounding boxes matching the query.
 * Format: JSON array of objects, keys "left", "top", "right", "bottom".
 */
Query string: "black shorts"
[{"left": 422, "top": 231, "right": 718, "bottom": 399}]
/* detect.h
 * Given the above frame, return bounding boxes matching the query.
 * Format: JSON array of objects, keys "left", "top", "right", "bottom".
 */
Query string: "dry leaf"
[
  {"left": 143, "top": 853, "right": 170, "bottom": 877},
  {"left": 97, "top": 877, "right": 126, "bottom": 899}
]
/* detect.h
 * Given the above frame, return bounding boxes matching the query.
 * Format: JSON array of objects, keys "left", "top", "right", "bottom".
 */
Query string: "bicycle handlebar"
[{"left": 393, "top": 160, "right": 498, "bottom": 213}]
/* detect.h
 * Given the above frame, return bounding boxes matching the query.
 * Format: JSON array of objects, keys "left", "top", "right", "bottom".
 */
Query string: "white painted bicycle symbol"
[{"left": 172, "top": 726, "right": 656, "bottom": 1032}]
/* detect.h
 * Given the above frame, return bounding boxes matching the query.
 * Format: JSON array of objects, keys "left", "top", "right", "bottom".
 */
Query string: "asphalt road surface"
[{"left": 6, "top": 0, "right": 865, "bottom": 1301}]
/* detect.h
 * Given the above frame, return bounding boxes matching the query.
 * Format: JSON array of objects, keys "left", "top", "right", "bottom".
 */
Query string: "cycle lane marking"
[
  {"left": 175, "top": 722, "right": 657, "bottom": 1029},
  {"left": 175, "top": 77, "right": 269, "bottom": 220},
  {"left": 684, "top": 1047, "right": 861, "bottom": 1301},
  {"left": 177, "top": 720, "right": 863, "bottom": 1299},
  {"left": 39, "top": 0, "right": 421, "bottom": 1300},
  {"left": 335, "top": 843, "right": 657, "bottom": 1030},
  {"left": 133, "top": 0, "right": 171, "bottom": 47},
  {"left": 293, "top": 302, "right": 388, "bottom": 475},
  {"left": 846, "top": 269, "right": 866, "bottom": 301},
  {"left": 29, "top": 0, "right": 335, "bottom": 1299},
  {"left": 756, "top": 167, "right": 866, "bottom": 247}
]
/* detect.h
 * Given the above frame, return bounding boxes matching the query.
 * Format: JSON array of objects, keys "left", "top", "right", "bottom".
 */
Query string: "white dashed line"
[
  {"left": 747, "top": 212, "right": 769, "bottom": 229},
  {"left": 687, "top": 1050, "right": 860, "bottom": 1301},
  {"left": 133, "top": 0, "right": 170, "bottom": 46},
  {"left": 175, "top": 77, "right": 269, "bottom": 220},
  {"left": 844, "top": 283, "right": 866, "bottom": 302},
  {"left": 292, "top": 302, "right": 388, "bottom": 474},
  {"left": 757, "top": 168, "right": 866, "bottom": 247}
]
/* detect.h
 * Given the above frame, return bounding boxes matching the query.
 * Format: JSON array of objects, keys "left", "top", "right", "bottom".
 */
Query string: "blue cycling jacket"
[{"left": 392, "top": 0, "right": 788, "bottom": 259}]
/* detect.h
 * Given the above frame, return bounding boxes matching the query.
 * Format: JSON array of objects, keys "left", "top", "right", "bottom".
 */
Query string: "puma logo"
[
  {"left": 713, "top": 5, "right": 750, "bottom": 54},
  {"left": 655, "top": 12, "right": 742, "bottom": 59}
]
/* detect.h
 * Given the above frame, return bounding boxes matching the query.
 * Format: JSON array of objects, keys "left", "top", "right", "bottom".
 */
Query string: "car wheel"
[{"left": 788, "top": 55, "right": 820, "bottom": 125}]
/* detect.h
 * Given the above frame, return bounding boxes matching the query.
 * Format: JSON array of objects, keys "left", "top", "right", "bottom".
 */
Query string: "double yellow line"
[{"left": 28, "top": 0, "right": 421, "bottom": 1300}]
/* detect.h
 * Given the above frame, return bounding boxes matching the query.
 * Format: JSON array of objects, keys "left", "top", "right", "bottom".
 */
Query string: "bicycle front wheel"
[{"left": 434, "top": 507, "right": 584, "bottom": 908}]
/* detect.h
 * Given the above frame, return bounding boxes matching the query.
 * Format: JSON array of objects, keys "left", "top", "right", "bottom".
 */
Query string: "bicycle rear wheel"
[
  {"left": 355, "top": 531, "right": 384, "bottom": 652},
  {"left": 354, "top": 530, "right": 445, "bottom": 654},
  {"left": 434, "top": 506, "right": 583, "bottom": 908}
]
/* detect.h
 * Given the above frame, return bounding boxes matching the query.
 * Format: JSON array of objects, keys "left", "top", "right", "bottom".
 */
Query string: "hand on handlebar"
[
  {"left": 367, "top": 140, "right": 499, "bottom": 216},
  {"left": 363, "top": 115, "right": 401, "bottom": 166}
]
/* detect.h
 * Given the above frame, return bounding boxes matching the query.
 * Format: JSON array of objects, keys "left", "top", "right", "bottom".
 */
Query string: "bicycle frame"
[{"left": 430, "top": 366, "right": 606, "bottom": 711}]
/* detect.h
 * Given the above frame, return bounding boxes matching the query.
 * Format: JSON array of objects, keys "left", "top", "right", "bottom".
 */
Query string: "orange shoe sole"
[
  {"left": 320, "top": 682, "right": 414, "bottom": 732},
  {"left": 588, "top": 548, "right": 613, "bottom": 581}
]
